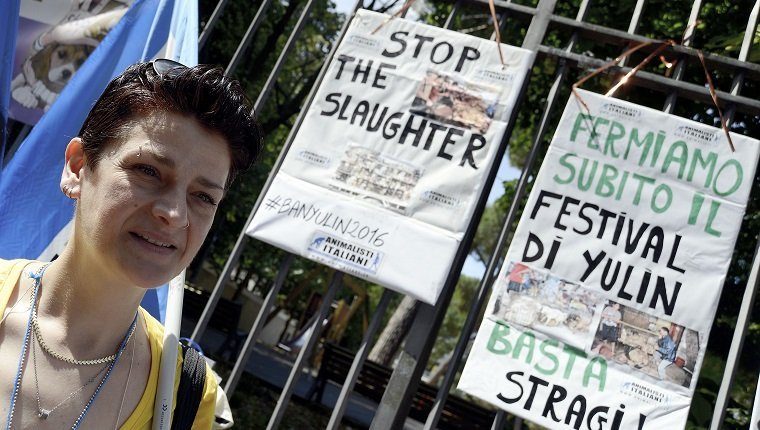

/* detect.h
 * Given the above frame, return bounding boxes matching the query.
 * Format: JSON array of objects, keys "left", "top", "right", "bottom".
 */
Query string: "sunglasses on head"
[{"left": 152, "top": 58, "right": 188, "bottom": 78}]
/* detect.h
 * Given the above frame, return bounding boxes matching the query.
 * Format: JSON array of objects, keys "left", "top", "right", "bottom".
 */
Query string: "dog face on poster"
[
  {"left": 11, "top": 1, "right": 130, "bottom": 113},
  {"left": 11, "top": 42, "right": 94, "bottom": 110}
]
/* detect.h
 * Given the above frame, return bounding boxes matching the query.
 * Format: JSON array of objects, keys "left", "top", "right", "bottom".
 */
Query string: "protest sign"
[
  {"left": 247, "top": 9, "right": 532, "bottom": 303},
  {"left": 9, "top": 0, "right": 133, "bottom": 125},
  {"left": 458, "top": 89, "right": 760, "bottom": 429}
]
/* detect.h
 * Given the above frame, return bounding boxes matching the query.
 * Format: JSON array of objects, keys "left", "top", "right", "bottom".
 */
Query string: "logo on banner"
[
  {"left": 601, "top": 102, "right": 641, "bottom": 120},
  {"left": 420, "top": 190, "right": 461, "bottom": 208},
  {"left": 620, "top": 382, "right": 671, "bottom": 406},
  {"left": 346, "top": 35, "right": 380, "bottom": 49},
  {"left": 674, "top": 125, "right": 720, "bottom": 145},
  {"left": 308, "top": 232, "right": 383, "bottom": 274}
]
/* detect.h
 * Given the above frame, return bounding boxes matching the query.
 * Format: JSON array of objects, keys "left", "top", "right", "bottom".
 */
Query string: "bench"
[
  {"left": 309, "top": 342, "right": 496, "bottom": 429},
  {"left": 181, "top": 285, "right": 246, "bottom": 360}
]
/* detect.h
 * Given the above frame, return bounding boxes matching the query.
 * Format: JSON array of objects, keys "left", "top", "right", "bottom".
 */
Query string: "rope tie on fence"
[
  {"left": 571, "top": 25, "right": 735, "bottom": 152},
  {"left": 487, "top": 0, "right": 506, "bottom": 67},
  {"left": 697, "top": 50, "right": 735, "bottom": 151}
]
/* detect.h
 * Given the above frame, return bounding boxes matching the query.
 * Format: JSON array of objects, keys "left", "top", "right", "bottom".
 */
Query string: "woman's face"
[{"left": 65, "top": 111, "right": 231, "bottom": 288}]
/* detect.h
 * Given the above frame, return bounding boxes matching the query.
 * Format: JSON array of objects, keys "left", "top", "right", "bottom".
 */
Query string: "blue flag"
[
  {"left": 0, "top": 0, "right": 21, "bottom": 182},
  {"left": 0, "top": 0, "right": 198, "bottom": 323}
]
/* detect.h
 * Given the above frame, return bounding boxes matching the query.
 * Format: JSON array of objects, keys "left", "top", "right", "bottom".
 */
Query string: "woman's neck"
[{"left": 33, "top": 250, "right": 146, "bottom": 357}]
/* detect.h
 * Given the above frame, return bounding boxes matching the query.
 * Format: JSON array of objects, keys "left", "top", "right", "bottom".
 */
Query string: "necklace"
[
  {"left": 70, "top": 315, "right": 136, "bottom": 430},
  {"left": 32, "top": 309, "right": 135, "bottom": 366},
  {"left": 4, "top": 264, "right": 138, "bottom": 430},
  {"left": 31, "top": 338, "right": 109, "bottom": 419},
  {"left": 5, "top": 263, "right": 50, "bottom": 430},
  {"left": 114, "top": 321, "right": 137, "bottom": 429}
]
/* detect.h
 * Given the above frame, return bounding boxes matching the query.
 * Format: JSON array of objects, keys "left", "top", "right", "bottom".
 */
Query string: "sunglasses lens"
[{"left": 153, "top": 59, "right": 187, "bottom": 78}]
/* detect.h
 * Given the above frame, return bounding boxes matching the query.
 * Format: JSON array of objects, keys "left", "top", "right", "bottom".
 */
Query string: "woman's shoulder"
[
  {"left": 124, "top": 308, "right": 218, "bottom": 429},
  {"left": 0, "top": 259, "right": 36, "bottom": 306},
  {"left": 0, "top": 258, "right": 35, "bottom": 282}
]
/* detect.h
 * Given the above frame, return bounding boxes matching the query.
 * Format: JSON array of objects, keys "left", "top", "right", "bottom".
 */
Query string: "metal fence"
[
  {"left": 7, "top": 0, "right": 759, "bottom": 428},
  {"left": 189, "top": 0, "right": 760, "bottom": 429}
]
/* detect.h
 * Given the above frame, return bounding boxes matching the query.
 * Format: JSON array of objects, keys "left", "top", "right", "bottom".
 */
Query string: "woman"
[{"left": 0, "top": 60, "right": 261, "bottom": 429}]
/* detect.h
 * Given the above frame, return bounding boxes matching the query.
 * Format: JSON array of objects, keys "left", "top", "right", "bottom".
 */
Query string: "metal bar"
[
  {"left": 189, "top": 211, "right": 253, "bottom": 342},
  {"left": 521, "top": 0, "right": 555, "bottom": 52},
  {"left": 491, "top": 410, "right": 507, "bottom": 430},
  {"left": 737, "top": 0, "right": 760, "bottom": 63},
  {"left": 223, "top": 254, "right": 295, "bottom": 395},
  {"left": 422, "top": 0, "right": 588, "bottom": 425},
  {"left": 474, "top": 0, "right": 537, "bottom": 19},
  {"left": 370, "top": 301, "right": 443, "bottom": 430},
  {"left": 370, "top": 2, "right": 556, "bottom": 429},
  {"left": 254, "top": 0, "right": 317, "bottom": 112},
  {"left": 510, "top": 416, "right": 521, "bottom": 430},
  {"left": 267, "top": 271, "right": 344, "bottom": 430},
  {"left": 724, "top": 0, "right": 758, "bottom": 124},
  {"left": 225, "top": 0, "right": 277, "bottom": 76},
  {"left": 710, "top": 235, "right": 760, "bottom": 430},
  {"left": 326, "top": 289, "right": 394, "bottom": 430},
  {"left": 190, "top": 0, "right": 359, "bottom": 343},
  {"left": 198, "top": 0, "right": 230, "bottom": 50},
  {"left": 618, "top": 0, "right": 646, "bottom": 68},
  {"left": 547, "top": 13, "right": 760, "bottom": 79},
  {"left": 627, "top": 0, "right": 646, "bottom": 34},
  {"left": 709, "top": 1, "right": 759, "bottom": 427},
  {"left": 662, "top": 0, "right": 702, "bottom": 113},
  {"left": 443, "top": 0, "right": 461, "bottom": 30},
  {"left": 536, "top": 46, "right": 760, "bottom": 116}
]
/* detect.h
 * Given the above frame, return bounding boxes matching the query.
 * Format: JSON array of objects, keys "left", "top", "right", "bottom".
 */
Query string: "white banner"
[
  {"left": 459, "top": 89, "right": 760, "bottom": 429},
  {"left": 247, "top": 9, "right": 532, "bottom": 304}
]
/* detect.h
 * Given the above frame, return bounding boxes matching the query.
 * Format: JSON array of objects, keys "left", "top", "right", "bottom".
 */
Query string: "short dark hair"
[{"left": 77, "top": 62, "right": 261, "bottom": 188}]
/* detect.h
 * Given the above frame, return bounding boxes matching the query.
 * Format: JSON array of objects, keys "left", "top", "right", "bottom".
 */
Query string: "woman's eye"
[
  {"left": 136, "top": 164, "right": 159, "bottom": 177},
  {"left": 197, "top": 193, "right": 217, "bottom": 206}
]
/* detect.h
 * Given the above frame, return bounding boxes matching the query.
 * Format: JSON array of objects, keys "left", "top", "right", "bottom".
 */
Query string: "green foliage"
[{"left": 429, "top": 275, "right": 480, "bottom": 367}]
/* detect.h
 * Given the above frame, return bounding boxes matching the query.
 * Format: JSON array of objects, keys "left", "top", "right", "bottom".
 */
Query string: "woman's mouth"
[{"left": 131, "top": 232, "right": 176, "bottom": 249}]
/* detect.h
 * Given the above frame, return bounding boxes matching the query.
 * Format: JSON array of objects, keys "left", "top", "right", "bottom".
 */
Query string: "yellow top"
[{"left": 0, "top": 259, "right": 218, "bottom": 430}]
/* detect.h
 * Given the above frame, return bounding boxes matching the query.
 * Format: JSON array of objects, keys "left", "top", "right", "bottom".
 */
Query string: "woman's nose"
[{"left": 152, "top": 191, "right": 188, "bottom": 229}]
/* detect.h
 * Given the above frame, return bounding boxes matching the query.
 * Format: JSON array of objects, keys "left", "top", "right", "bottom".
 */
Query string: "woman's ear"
[{"left": 60, "top": 138, "right": 86, "bottom": 199}]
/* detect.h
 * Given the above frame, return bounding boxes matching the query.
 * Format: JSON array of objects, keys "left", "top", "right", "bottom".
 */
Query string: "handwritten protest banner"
[
  {"left": 247, "top": 9, "right": 532, "bottom": 303},
  {"left": 459, "top": 89, "right": 759, "bottom": 429}
]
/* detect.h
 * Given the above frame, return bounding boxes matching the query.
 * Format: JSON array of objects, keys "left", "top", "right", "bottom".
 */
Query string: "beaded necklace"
[{"left": 4, "top": 264, "right": 137, "bottom": 430}]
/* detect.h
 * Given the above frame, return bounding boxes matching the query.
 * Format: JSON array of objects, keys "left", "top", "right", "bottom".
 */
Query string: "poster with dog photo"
[
  {"left": 10, "top": 0, "right": 132, "bottom": 124},
  {"left": 247, "top": 9, "right": 533, "bottom": 304}
]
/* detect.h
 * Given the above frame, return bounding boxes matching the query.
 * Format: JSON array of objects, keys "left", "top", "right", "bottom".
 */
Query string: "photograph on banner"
[
  {"left": 489, "top": 262, "right": 606, "bottom": 351},
  {"left": 489, "top": 261, "right": 700, "bottom": 390},
  {"left": 459, "top": 89, "right": 760, "bottom": 429},
  {"left": 10, "top": 0, "right": 132, "bottom": 124},
  {"left": 247, "top": 9, "right": 533, "bottom": 303}
]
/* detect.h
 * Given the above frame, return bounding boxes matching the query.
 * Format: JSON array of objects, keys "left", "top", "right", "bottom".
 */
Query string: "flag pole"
[
  {"left": 751, "top": 370, "right": 760, "bottom": 430},
  {"left": 153, "top": 270, "right": 185, "bottom": 430}
]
